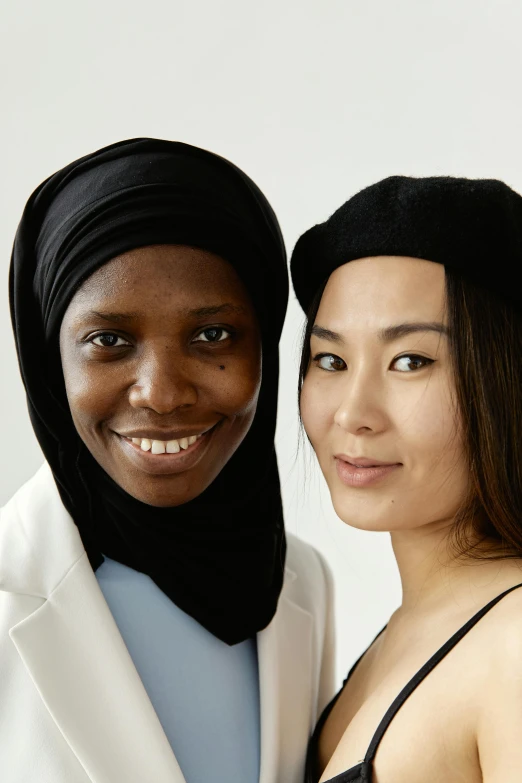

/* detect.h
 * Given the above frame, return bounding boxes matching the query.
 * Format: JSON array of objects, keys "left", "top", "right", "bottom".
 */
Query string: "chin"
[
  {"left": 330, "top": 494, "right": 404, "bottom": 533},
  {"left": 113, "top": 473, "right": 207, "bottom": 508},
  {"left": 334, "top": 513, "right": 395, "bottom": 533},
  {"left": 125, "top": 488, "right": 200, "bottom": 508}
]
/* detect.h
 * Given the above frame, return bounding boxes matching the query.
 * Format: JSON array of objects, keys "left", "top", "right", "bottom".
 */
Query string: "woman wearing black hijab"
[{"left": 1, "top": 138, "right": 335, "bottom": 783}]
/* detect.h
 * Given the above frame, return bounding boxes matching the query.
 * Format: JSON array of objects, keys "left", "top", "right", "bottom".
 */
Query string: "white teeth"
[
  {"left": 151, "top": 440, "right": 166, "bottom": 454},
  {"left": 128, "top": 433, "right": 203, "bottom": 453}
]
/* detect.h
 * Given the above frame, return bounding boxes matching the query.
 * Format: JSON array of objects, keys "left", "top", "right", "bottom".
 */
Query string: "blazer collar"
[{"left": 0, "top": 463, "right": 84, "bottom": 598}]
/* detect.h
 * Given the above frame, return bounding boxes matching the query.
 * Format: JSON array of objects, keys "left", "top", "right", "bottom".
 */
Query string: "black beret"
[{"left": 290, "top": 175, "right": 522, "bottom": 314}]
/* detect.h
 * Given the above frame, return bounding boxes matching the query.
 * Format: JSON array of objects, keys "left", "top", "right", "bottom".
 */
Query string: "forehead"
[
  {"left": 317, "top": 256, "right": 446, "bottom": 330},
  {"left": 68, "top": 245, "right": 251, "bottom": 310}
]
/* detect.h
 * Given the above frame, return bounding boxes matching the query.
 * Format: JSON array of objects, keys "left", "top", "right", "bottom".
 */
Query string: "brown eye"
[
  {"left": 193, "top": 327, "right": 231, "bottom": 343},
  {"left": 314, "top": 353, "right": 347, "bottom": 372},
  {"left": 91, "top": 333, "right": 130, "bottom": 348},
  {"left": 392, "top": 354, "right": 434, "bottom": 372}
]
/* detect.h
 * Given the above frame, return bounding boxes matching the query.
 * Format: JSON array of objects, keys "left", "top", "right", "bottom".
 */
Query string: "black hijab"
[{"left": 10, "top": 138, "right": 288, "bottom": 645}]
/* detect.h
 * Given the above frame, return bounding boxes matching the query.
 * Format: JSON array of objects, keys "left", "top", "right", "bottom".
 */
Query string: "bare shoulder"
[
  {"left": 481, "top": 586, "right": 522, "bottom": 675},
  {"left": 474, "top": 586, "right": 522, "bottom": 782}
]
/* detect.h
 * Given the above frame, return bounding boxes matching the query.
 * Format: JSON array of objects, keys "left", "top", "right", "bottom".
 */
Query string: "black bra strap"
[{"left": 364, "top": 581, "right": 522, "bottom": 763}]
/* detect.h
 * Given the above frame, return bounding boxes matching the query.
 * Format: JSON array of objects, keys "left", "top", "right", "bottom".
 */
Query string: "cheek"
[
  {"left": 211, "top": 354, "right": 261, "bottom": 416},
  {"left": 394, "top": 380, "right": 464, "bottom": 471},
  {"left": 300, "top": 377, "right": 332, "bottom": 448},
  {"left": 62, "top": 355, "right": 119, "bottom": 426}
]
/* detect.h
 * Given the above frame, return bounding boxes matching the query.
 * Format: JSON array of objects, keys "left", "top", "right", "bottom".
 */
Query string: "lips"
[
  {"left": 117, "top": 423, "right": 217, "bottom": 442},
  {"left": 114, "top": 422, "right": 219, "bottom": 475},
  {"left": 334, "top": 454, "right": 401, "bottom": 487},
  {"left": 335, "top": 455, "right": 400, "bottom": 468}
]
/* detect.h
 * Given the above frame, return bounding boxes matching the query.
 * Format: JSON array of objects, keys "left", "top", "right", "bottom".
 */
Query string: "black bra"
[{"left": 305, "top": 582, "right": 522, "bottom": 783}]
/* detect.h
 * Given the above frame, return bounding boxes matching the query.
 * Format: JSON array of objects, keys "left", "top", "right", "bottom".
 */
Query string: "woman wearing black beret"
[
  {"left": 0, "top": 138, "right": 335, "bottom": 783},
  {"left": 291, "top": 175, "right": 522, "bottom": 783}
]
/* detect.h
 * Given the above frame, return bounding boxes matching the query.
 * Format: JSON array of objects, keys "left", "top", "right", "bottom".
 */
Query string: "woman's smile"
[
  {"left": 114, "top": 422, "right": 220, "bottom": 475},
  {"left": 60, "top": 245, "right": 262, "bottom": 507}
]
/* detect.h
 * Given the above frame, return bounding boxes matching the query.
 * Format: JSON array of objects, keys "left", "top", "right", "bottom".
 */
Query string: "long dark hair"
[{"left": 298, "top": 266, "right": 522, "bottom": 560}]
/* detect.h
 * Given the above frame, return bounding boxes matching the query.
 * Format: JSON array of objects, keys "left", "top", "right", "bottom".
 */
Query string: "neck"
[{"left": 391, "top": 518, "right": 521, "bottom": 616}]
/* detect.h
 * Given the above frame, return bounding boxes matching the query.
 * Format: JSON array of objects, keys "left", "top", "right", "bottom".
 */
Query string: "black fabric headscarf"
[{"left": 10, "top": 137, "right": 288, "bottom": 645}]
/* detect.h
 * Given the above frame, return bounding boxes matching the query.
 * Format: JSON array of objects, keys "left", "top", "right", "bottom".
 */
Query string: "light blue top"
[{"left": 96, "top": 556, "right": 260, "bottom": 783}]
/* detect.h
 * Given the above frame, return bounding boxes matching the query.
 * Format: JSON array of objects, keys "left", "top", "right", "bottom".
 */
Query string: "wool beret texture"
[{"left": 290, "top": 175, "right": 522, "bottom": 314}]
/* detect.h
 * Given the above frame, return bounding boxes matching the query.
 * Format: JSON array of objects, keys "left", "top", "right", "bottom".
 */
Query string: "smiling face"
[
  {"left": 59, "top": 245, "right": 261, "bottom": 507},
  {"left": 300, "top": 256, "right": 469, "bottom": 534}
]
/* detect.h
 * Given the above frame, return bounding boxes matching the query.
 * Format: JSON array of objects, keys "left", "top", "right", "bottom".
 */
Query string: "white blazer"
[{"left": 0, "top": 464, "right": 335, "bottom": 783}]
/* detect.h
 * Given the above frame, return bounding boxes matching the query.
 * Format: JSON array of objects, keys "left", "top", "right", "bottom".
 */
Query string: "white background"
[{"left": 2, "top": 0, "right": 522, "bottom": 684}]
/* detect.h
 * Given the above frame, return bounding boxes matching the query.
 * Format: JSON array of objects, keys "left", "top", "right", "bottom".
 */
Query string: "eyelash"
[
  {"left": 87, "top": 326, "right": 234, "bottom": 349},
  {"left": 90, "top": 333, "right": 130, "bottom": 348},
  {"left": 312, "top": 352, "right": 435, "bottom": 373},
  {"left": 192, "top": 327, "right": 233, "bottom": 343}
]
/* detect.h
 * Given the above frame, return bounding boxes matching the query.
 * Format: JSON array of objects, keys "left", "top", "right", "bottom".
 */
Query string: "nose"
[
  {"left": 128, "top": 345, "right": 198, "bottom": 414},
  {"left": 333, "top": 366, "right": 388, "bottom": 436}
]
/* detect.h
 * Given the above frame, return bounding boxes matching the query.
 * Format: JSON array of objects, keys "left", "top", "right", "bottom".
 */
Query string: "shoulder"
[
  {"left": 470, "top": 585, "right": 522, "bottom": 724},
  {"left": 281, "top": 535, "right": 337, "bottom": 708},
  {"left": 0, "top": 463, "right": 84, "bottom": 597},
  {"left": 474, "top": 587, "right": 522, "bottom": 780},
  {"left": 283, "top": 533, "right": 334, "bottom": 616},
  {"left": 285, "top": 532, "right": 333, "bottom": 588},
  {"left": 481, "top": 584, "right": 522, "bottom": 667}
]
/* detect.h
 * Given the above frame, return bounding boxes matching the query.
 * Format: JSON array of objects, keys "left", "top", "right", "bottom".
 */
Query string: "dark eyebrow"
[
  {"left": 378, "top": 322, "right": 449, "bottom": 341},
  {"left": 311, "top": 321, "right": 449, "bottom": 344},
  {"left": 86, "top": 304, "right": 246, "bottom": 323},
  {"left": 186, "top": 304, "right": 247, "bottom": 317},
  {"left": 311, "top": 325, "right": 344, "bottom": 343},
  {"left": 88, "top": 310, "right": 141, "bottom": 323}
]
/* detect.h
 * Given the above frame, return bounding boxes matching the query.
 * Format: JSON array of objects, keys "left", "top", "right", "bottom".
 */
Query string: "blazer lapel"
[
  {"left": 257, "top": 571, "right": 314, "bottom": 783},
  {"left": 10, "top": 552, "right": 187, "bottom": 783}
]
